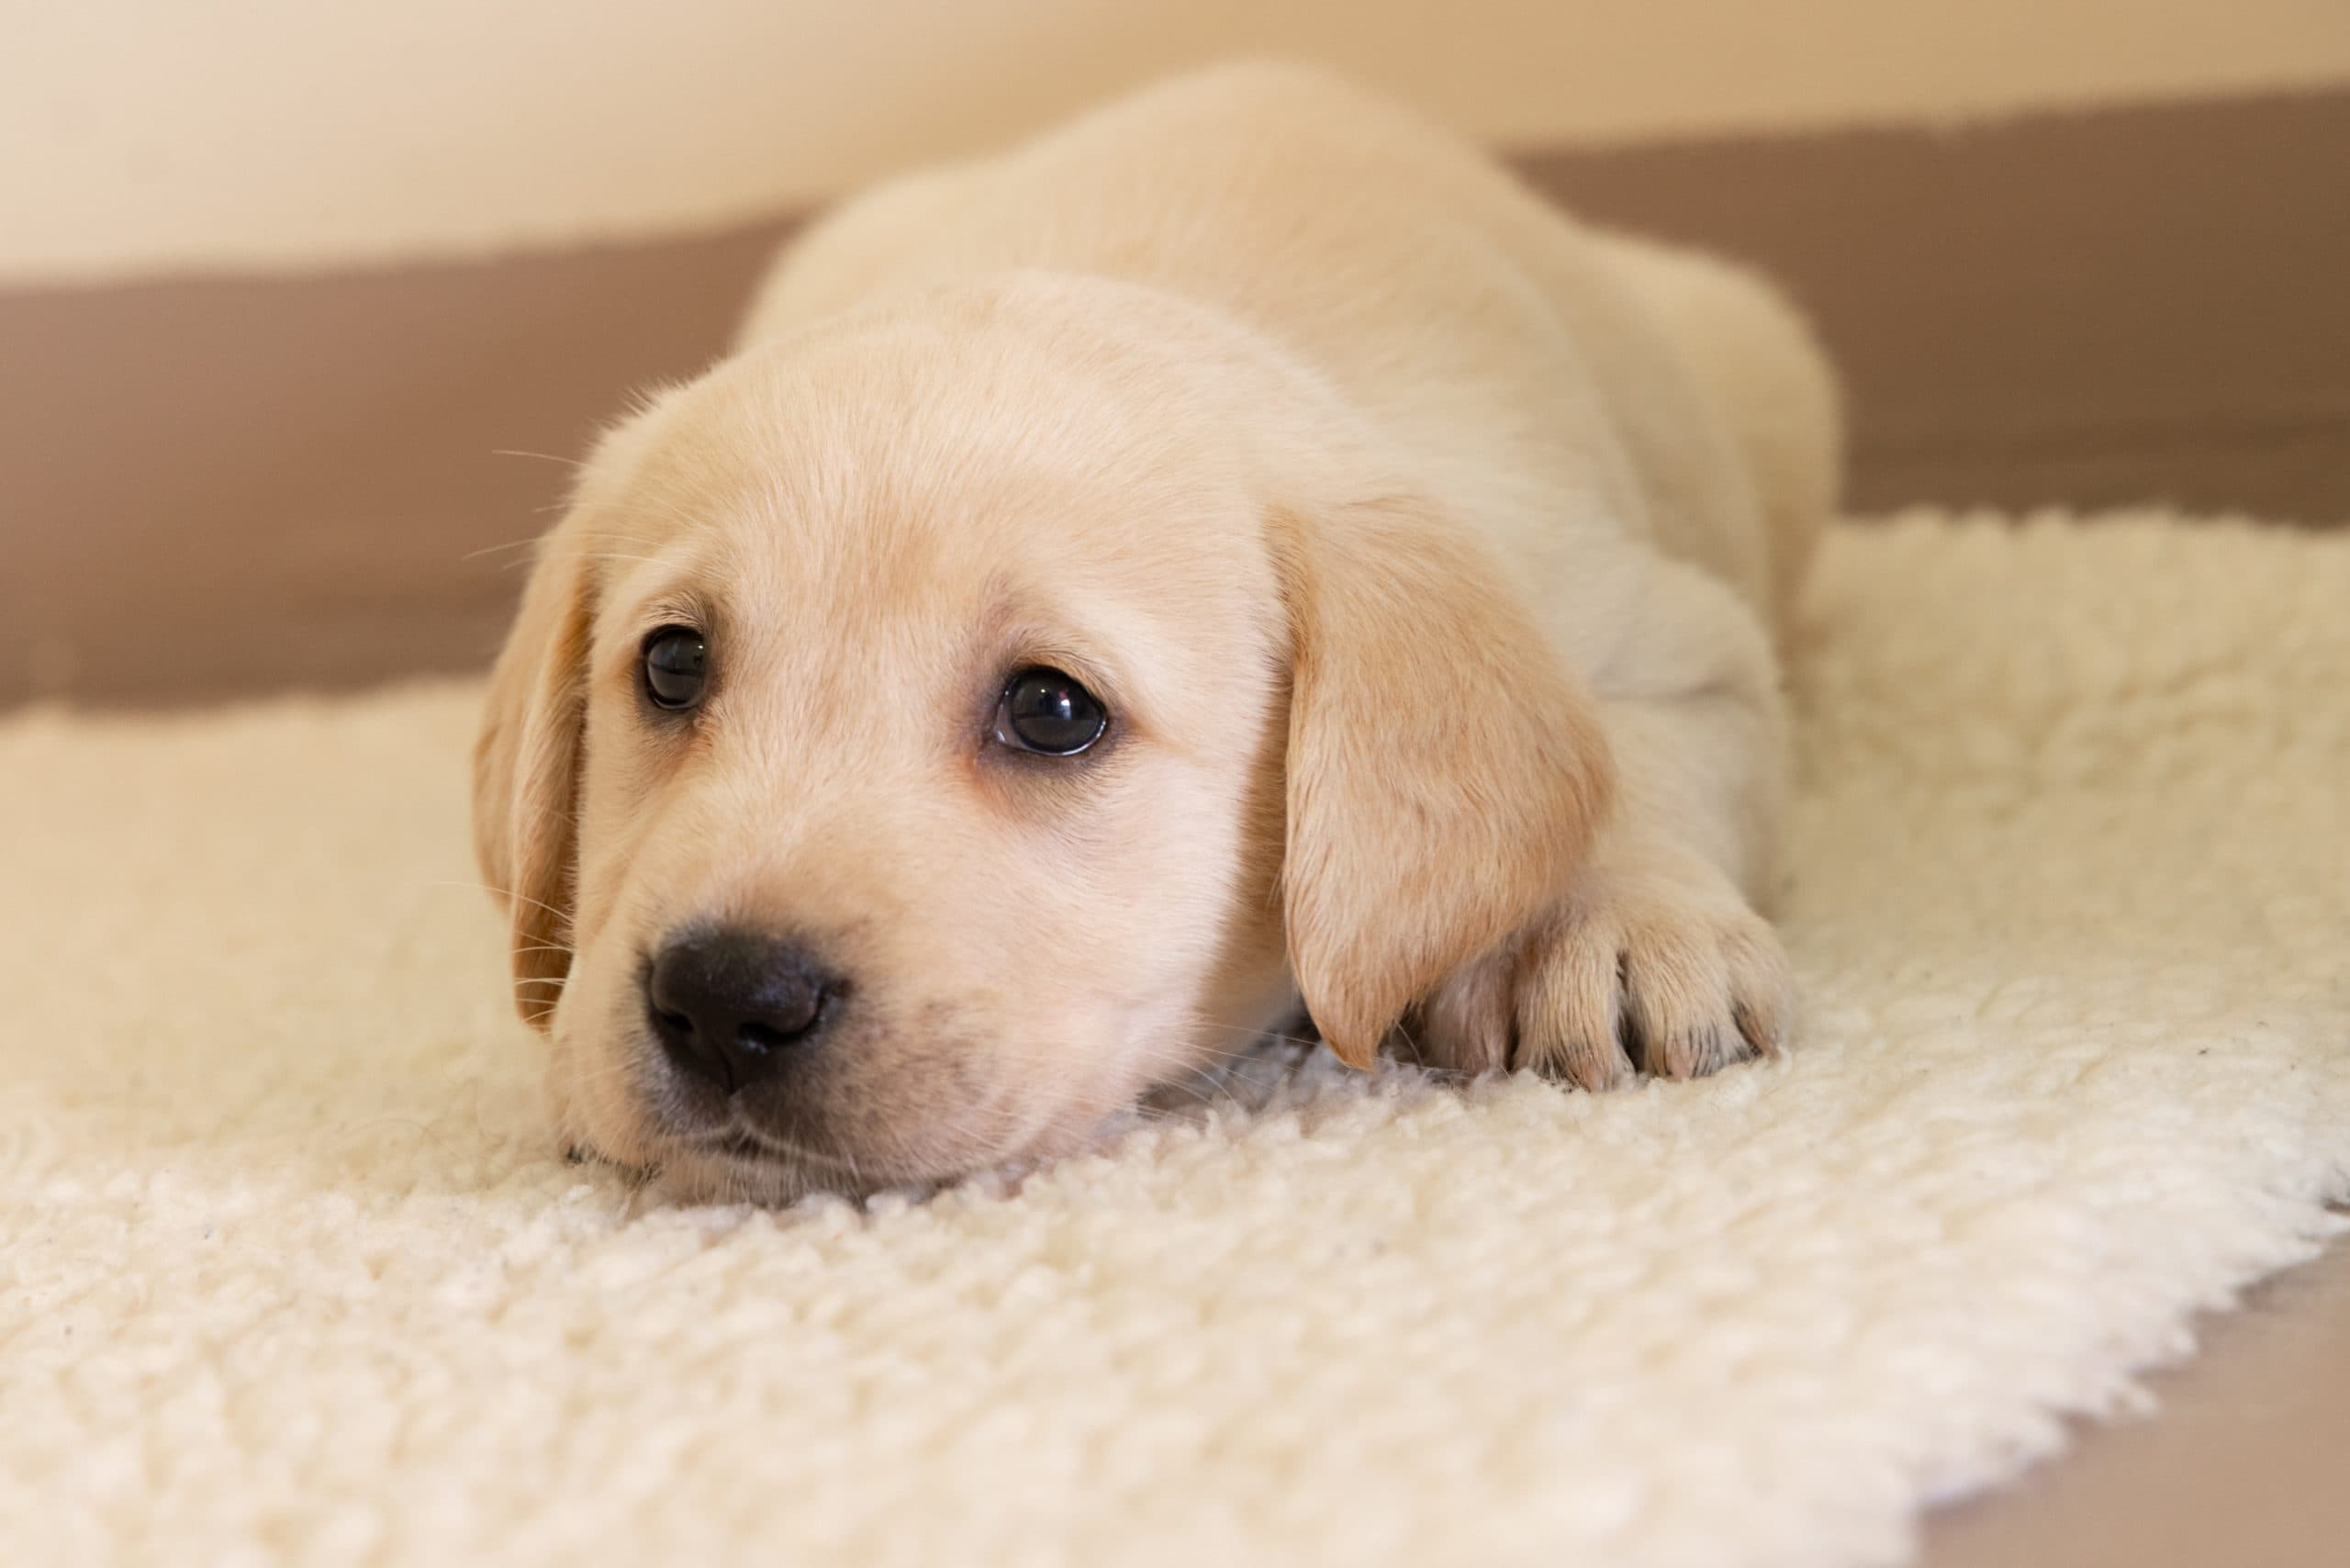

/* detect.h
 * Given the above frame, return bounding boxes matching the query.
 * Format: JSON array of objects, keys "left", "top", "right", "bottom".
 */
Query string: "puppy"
[{"left": 476, "top": 62, "right": 1840, "bottom": 1201}]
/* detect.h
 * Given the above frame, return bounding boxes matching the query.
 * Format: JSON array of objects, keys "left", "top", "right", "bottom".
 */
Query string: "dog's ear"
[
  {"left": 474, "top": 521, "right": 593, "bottom": 1029},
  {"left": 1273, "top": 496, "right": 1615, "bottom": 1068}
]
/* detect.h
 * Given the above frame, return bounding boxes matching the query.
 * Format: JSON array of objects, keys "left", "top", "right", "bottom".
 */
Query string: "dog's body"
[{"left": 476, "top": 63, "right": 1840, "bottom": 1199}]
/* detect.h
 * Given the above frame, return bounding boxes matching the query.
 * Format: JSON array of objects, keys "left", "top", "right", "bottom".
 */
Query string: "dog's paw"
[{"left": 1415, "top": 868, "right": 1792, "bottom": 1089}]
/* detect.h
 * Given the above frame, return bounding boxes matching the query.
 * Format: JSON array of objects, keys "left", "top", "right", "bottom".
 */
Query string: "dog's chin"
[
  {"left": 647, "top": 1136, "right": 860, "bottom": 1206},
  {"left": 549, "top": 1035, "right": 1161, "bottom": 1206},
  {"left": 573, "top": 1115, "right": 1091, "bottom": 1208},
  {"left": 563, "top": 1134, "right": 885, "bottom": 1206}
]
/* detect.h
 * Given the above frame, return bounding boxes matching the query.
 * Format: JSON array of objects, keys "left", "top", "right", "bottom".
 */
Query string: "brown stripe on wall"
[
  {"left": 1522, "top": 89, "right": 2350, "bottom": 522},
  {"left": 0, "top": 224, "right": 790, "bottom": 707},
  {"left": 2, "top": 87, "right": 2345, "bottom": 709}
]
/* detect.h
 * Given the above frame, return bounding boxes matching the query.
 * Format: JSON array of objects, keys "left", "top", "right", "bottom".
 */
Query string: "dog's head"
[{"left": 476, "top": 277, "right": 1611, "bottom": 1199}]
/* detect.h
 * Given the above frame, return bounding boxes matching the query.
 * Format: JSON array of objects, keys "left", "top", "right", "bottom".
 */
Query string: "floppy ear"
[
  {"left": 1273, "top": 496, "right": 1615, "bottom": 1069},
  {"left": 473, "top": 526, "right": 593, "bottom": 1029}
]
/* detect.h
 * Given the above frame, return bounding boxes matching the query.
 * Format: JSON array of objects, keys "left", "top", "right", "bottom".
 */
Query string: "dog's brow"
[
  {"left": 632, "top": 589, "right": 712, "bottom": 636},
  {"left": 974, "top": 594, "right": 1131, "bottom": 715}
]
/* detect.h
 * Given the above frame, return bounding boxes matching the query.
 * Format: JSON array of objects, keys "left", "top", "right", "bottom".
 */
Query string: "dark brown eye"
[
  {"left": 642, "top": 627, "right": 708, "bottom": 710},
  {"left": 994, "top": 666, "right": 1106, "bottom": 756}
]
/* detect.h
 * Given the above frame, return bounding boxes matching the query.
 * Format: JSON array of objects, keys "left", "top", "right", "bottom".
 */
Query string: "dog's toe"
[{"left": 1415, "top": 875, "right": 1792, "bottom": 1089}]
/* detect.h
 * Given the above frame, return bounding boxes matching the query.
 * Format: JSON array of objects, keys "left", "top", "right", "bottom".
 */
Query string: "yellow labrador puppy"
[{"left": 476, "top": 62, "right": 1839, "bottom": 1200}]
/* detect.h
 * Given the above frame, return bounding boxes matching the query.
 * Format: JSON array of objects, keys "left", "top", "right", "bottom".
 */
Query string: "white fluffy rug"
[{"left": 3, "top": 510, "right": 2345, "bottom": 1568}]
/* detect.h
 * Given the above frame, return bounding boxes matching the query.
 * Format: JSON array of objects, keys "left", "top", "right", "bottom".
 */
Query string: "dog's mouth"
[
  {"left": 705, "top": 1129, "right": 769, "bottom": 1162},
  {"left": 676, "top": 1123, "right": 838, "bottom": 1178},
  {"left": 570, "top": 1047, "right": 1126, "bottom": 1202},
  {"left": 664, "top": 1119, "right": 934, "bottom": 1199},
  {"left": 569, "top": 1126, "right": 835, "bottom": 1205},
  {"left": 564, "top": 1126, "right": 816, "bottom": 1185}
]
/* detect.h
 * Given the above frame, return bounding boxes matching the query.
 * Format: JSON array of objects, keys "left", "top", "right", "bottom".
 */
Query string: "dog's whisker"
[
  {"left": 417, "top": 879, "right": 576, "bottom": 927},
  {"left": 462, "top": 537, "right": 553, "bottom": 563},
  {"left": 490, "top": 447, "right": 586, "bottom": 470},
  {"left": 1182, "top": 1019, "right": 1326, "bottom": 1056}
]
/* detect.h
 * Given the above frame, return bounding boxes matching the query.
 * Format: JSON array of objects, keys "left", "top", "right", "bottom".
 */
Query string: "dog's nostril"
[{"left": 738, "top": 1011, "right": 816, "bottom": 1055}]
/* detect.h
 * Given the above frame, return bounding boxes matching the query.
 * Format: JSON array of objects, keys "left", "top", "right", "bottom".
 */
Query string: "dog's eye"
[
  {"left": 995, "top": 666, "right": 1107, "bottom": 756},
  {"left": 642, "top": 627, "right": 709, "bottom": 710}
]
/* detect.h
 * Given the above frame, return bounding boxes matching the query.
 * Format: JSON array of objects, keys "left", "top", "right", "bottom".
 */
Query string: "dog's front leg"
[{"left": 1416, "top": 550, "right": 1796, "bottom": 1087}]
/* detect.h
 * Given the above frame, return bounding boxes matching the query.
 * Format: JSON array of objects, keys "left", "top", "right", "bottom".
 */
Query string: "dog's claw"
[{"left": 1417, "top": 868, "right": 1793, "bottom": 1088}]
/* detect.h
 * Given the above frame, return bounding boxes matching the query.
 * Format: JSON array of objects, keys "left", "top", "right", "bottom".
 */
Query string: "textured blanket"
[{"left": 3, "top": 510, "right": 2344, "bottom": 1567}]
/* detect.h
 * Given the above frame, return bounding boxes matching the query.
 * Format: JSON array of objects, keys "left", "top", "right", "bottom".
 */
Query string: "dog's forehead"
[{"left": 605, "top": 334, "right": 1277, "bottom": 645}]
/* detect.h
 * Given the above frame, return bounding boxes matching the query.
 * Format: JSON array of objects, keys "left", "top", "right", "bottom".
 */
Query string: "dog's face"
[{"left": 476, "top": 282, "right": 1611, "bottom": 1201}]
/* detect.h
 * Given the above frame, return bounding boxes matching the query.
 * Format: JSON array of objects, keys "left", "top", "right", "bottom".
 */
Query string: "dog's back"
[
  {"left": 1588, "top": 231, "right": 1840, "bottom": 636},
  {"left": 744, "top": 61, "right": 1836, "bottom": 634}
]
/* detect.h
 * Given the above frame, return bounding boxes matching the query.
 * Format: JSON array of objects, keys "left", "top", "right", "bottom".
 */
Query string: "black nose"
[{"left": 645, "top": 931, "right": 845, "bottom": 1092}]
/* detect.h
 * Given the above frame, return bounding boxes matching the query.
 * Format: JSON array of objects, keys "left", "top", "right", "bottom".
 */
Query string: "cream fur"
[
  {"left": 5, "top": 510, "right": 2346, "bottom": 1566},
  {"left": 480, "top": 63, "right": 1841, "bottom": 1194}
]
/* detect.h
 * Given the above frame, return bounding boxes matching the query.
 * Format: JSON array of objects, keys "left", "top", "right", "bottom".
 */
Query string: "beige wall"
[{"left": 10, "top": 0, "right": 2350, "bottom": 281}]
